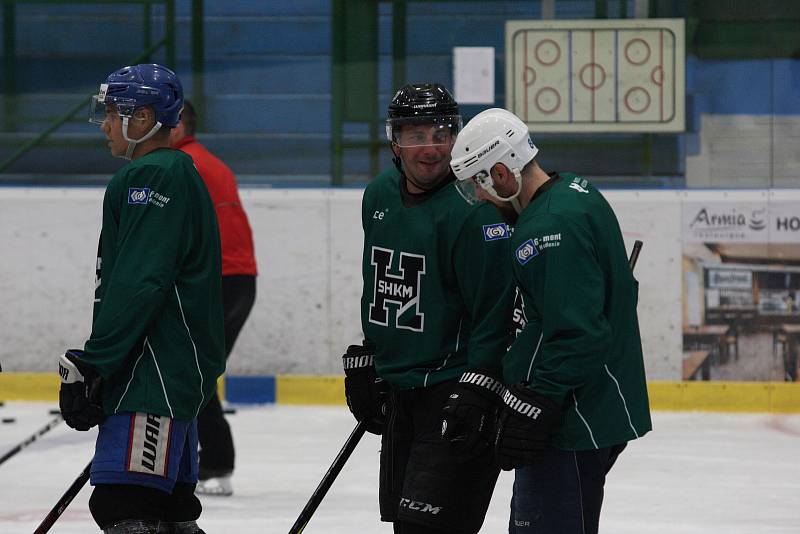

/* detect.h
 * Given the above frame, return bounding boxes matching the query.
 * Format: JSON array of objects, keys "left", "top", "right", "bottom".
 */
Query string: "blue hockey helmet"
[{"left": 90, "top": 63, "right": 183, "bottom": 128}]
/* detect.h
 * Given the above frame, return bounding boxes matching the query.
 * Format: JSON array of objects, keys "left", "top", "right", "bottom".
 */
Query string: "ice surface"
[{"left": 0, "top": 403, "right": 798, "bottom": 533}]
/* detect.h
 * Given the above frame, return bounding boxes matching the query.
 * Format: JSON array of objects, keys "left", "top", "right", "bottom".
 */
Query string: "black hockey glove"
[
  {"left": 494, "top": 383, "right": 562, "bottom": 471},
  {"left": 58, "top": 349, "right": 105, "bottom": 431},
  {"left": 342, "top": 340, "right": 388, "bottom": 435},
  {"left": 441, "top": 370, "right": 506, "bottom": 459}
]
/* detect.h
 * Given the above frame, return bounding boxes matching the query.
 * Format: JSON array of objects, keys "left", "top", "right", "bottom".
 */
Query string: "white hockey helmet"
[{"left": 450, "top": 108, "right": 538, "bottom": 205}]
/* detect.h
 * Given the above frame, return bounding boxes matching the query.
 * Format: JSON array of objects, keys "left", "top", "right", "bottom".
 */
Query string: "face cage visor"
[
  {"left": 386, "top": 115, "right": 462, "bottom": 148},
  {"left": 454, "top": 169, "right": 493, "bottom": 205},
  {"left": 89, "top": 94, "right": 137, "bottom": 124}
]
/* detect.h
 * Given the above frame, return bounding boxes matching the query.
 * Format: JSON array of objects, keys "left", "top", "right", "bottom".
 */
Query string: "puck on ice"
[{"left": 1, "top": 417, "right": 15, "bottom": 423}]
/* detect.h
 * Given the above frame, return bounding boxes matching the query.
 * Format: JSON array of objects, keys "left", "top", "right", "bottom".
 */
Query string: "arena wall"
[{"left": 0, "top": 187, "right": 796, "bottom": 412}]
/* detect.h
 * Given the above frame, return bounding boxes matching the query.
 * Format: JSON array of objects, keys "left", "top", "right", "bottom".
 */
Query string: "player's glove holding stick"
[
  {"left": 441, "top": 370, "right": 506, "bottom": 459},
  {"left": 494, "top": 383, "right": 562, "bottom": 470},
  {"left": 58, "top": 349, "right": 105, "bottom": 431},
  {"left": 342, "top": 340, "right": 388, "bottom": 435}
]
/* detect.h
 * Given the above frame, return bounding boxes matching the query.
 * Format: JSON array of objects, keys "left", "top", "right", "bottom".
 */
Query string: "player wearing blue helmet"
[
  {"left": 58, "top": 64, "right": 225, "bottom": 533},
  {"left": 89, "top": 63, "right": 184, "bottom": 159}
]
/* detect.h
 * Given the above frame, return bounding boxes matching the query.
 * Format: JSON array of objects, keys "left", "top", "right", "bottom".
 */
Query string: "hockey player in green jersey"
[
  {"left": 57, "top": 64, "right": 224, "bottom": 534},
  {"left": 342, "top": 84, "right": 515, "bottom": 533},
  {"left": 450, "top": 108, "right": 652, "bottom": 534}
]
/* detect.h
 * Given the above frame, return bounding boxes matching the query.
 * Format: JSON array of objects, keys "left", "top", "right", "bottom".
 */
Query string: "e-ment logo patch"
[
  {"left": 516, "top": 239, "right": 539, "bottom": 265},
  {"left": 483, "top": 223, "right": 510, "bottom": 241},
  {"left": 534, "top": 233, "right": 562, "bottom": 250},
  {"left": 128, "top": 187, "right": 150, "bottom": 204},
  {"left": 148, "top": 190, "right": 171, "bottom": 208},
  {"left": 127, "top": 187, "right": 171, "bottom": 208}
]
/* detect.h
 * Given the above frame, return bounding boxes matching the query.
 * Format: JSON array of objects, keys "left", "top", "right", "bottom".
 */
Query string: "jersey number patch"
[{"left": 369, "top": 246, "right": 426, "bottom": 332}]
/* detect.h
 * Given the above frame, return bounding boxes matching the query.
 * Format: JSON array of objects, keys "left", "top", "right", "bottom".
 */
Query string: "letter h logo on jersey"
[{"left": 369, "top": 246, "right": 426, "bottom": 332}]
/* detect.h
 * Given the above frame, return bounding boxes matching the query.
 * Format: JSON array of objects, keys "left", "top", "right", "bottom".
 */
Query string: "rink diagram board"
[{"left": 506, "top": 19, "right": 685, "bottom": 132}]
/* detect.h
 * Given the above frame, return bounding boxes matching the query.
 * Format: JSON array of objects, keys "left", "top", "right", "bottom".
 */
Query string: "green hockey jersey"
[
  {"left": 361, "top": 169, "right": 514, "bottom": 389},
  {"left": 505, "top": 173, "right": 652, "bottom": 450},
  {"left": 83, "top": 148, "right": 225, "bottom": 421}
]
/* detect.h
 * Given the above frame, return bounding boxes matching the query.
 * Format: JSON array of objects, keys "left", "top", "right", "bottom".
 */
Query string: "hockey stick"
[
  {"left": 288, "top": 420, "right": 368, "bottom": 534},
  {"left": 33, "top": 460, "right": 92, "bottom": 534},
  {"left": 0, "top": 415, "right": 63, "bottom": 467},
  {"left": 629, "top": 240, "right": 643, "bottom": 271}
]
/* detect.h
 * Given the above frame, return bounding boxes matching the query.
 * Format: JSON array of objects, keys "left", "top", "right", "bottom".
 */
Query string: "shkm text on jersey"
[{"left": 369, "top": 246, "right": 425, "bottom": 332}]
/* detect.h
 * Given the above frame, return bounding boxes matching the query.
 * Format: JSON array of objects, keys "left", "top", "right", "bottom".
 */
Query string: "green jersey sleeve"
[
  {"left": 84, "top": 163, "right": 190, "bottom": 378},
  {"left": 513, "top": 213, "right": 612, "bottom": 403},
  {"left": 453, "top": 207, "right": 515, "bottom": 374}
]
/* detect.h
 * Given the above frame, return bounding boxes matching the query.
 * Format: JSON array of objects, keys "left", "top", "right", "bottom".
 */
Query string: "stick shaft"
[
  {"left": 33, "top": 460, "right": 92, "bottom": 534},
  {"left": 0, "top": 415, "right": 62, "bottom": 466},
  {"left": 629, "top": 240, "right": 643, "bottom": 271},
  {"left": 288, "top": 420, "right": 368, "bottom": 534}
]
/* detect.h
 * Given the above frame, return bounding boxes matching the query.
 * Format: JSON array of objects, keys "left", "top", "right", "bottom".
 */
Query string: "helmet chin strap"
[
  {"left": 120, "top": 117, "right": 164, "bottom": 160},
  {"left": 482, "top": 168, "right": 524, "bottom": 213}
]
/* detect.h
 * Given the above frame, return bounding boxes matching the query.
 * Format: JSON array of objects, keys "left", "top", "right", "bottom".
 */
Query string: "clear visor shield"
[
  {"left": 88, "top": 95, "right": 136, "bottom": 124},
  {"left": 386, "top": 115, "right": 462, "bottom": 147},
  {"left": 454, "top": 170, "right": 491, "bottom": 206}
]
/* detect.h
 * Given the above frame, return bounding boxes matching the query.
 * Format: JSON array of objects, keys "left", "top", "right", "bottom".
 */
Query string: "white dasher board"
[{"left": 506, "top": 18, "right": 685, "bottom": 132}]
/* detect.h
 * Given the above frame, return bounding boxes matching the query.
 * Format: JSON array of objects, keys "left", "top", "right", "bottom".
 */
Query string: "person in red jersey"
[{"left": 170, "top": 100, "right": 258, "bottom": 497}]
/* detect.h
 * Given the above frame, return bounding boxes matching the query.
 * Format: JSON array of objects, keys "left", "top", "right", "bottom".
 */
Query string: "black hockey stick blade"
[
  {"left": 288, "top": 420, "right": 368, "bottom": 534},
  {"left": 34, "top": 460, "right": 92, "bottom": 534},
  {"left": 629, "top": 240, "right": 643, "bottom": 271},
  {"left": 0, "top": 415, "right": 63, "bottom": 467}
]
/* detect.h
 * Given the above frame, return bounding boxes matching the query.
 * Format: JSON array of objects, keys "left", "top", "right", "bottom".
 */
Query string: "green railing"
[
  {"left": 330, "top": 0, "right": 647, "bottom": 186},
  {"left": 0, "top": 0, "right": 197, "bottom": 173}
]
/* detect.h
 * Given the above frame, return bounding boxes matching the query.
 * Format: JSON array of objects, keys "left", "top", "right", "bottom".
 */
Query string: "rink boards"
[
  {"left": 1, "top": 187, "right": 799, "bottom": 412},
  {"left": 0, "top": 373, "right": 798, "bottom": 413}
]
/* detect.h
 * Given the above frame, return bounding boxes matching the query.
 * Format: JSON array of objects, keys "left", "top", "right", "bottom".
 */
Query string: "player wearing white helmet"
[
  {"left": 451, "top": 108, "right": 652, "bottom": 534},
  {"left": 451, "top": 107, "right": 539, "bottom": 217}
]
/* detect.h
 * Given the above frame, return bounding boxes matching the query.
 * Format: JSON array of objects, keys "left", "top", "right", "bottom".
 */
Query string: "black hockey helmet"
[{"left": 386, "top": 82, "right": 462, "bottom": 147}]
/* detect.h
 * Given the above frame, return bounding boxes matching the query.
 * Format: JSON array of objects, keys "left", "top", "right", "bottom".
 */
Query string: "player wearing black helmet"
[
  {"left": 341, "top": 83, "right": 515, "bottom": 533},
  {"left": 385, "top": 83, "right": 463, "bottom": 192}
]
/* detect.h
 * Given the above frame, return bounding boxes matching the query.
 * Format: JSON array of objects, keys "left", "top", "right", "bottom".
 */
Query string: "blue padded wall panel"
[
  {"left": 224, "top": 376, "right": 275, "bottom": 404},
  {"left": 203, "top": 18, "right": 330, "bottom": 56},
  {"left": 203, "top": 1, "right": 330, "bottom": 17},
  {"left": 202, "top": 58, "right": 330, "bottom": 95},
  {"left": 203, "top": 96, "right": 329, "bottom": 134}
]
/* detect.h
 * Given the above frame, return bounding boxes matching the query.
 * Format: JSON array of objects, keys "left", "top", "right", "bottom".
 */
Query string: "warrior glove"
[
  {"left": 441, "top": 370, "right": 506, "bottom": 459},
  {"left": 342, "top": 340, "right": 388, "bottom": 435},
  {"left": 494, "top": 383, "right": 562, "bottom": 470},
  {"left": 58, "top": 349, "right": 105, "bottom": 431}
]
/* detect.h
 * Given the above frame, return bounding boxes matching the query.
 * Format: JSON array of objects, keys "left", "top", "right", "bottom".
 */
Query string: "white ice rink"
[{"left": 1, "top": 402, "right": 798, "bottom": 533}]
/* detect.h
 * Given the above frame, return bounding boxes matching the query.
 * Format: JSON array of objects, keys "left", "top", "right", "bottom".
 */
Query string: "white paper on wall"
[{"left": 453, "top": 46, "right": 495, "bottom": 104}]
